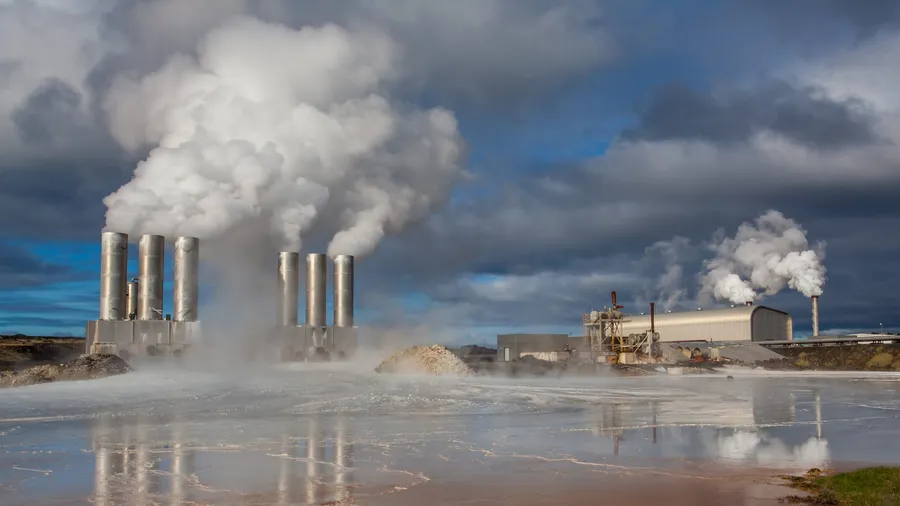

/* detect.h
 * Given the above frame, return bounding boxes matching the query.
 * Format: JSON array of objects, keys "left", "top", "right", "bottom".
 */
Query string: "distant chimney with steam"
[{"left": 812, "top": 295, "right": 820, "bottom": 337}]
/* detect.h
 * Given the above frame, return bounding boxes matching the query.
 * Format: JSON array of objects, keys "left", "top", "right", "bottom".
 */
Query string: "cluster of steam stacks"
[
  {"left": 86, "top": 232, "right": 201, "bottom": 358},
  {"left": 275, "top": 252, "right": 357, "bottom": 361},
  {"left": 86, "top": 232, "right": 358, "bottom": 361}
]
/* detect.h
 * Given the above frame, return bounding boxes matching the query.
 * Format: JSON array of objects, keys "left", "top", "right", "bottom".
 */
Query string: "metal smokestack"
[
  {"left": 277, "top": 252, "right": 300, "bottom": 327},
  {"left": 99, "top": 232, "right": 128, "bottom": 320},
  {"left": 137, "top": 234, "right": 165, "bottom": 321},
  {"left": 126, "top": 279, "right": 138, "bottom": 320},
  {"left": 650, "top": 302, "right": 655, "bottom": 334},
  {"left": 333, "top": 255, "right": 354, "bottom": 328},
  {"left": 306, "top": 254, "right": 327, "bottom": 328},
  {"left": 173, "top": 237, "right": 200, "bottom": 322},
  {"left": 812, "top": 295, "right": 820, "bottom": 337}
]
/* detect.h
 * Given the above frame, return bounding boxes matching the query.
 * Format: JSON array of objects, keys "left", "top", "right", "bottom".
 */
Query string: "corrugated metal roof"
[{"left": 617, "top": 305, "right": 788, "bottom": 329}]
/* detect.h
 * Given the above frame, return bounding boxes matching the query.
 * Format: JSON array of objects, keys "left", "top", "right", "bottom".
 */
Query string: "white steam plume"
[
  {"left": 102, "top": 16, "right": 464, "bottom": 257},
  {"left": 700, "top": 210, "right": 827, "bottom": 304}
]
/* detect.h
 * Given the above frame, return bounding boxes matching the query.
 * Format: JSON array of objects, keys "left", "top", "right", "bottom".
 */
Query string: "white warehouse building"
[{"left": 619, "top": 305, "right": 793, "bottom": 343}]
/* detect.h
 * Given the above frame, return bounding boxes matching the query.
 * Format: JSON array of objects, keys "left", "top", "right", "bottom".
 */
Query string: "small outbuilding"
[{"left": 618, "top": 305, "right": 792, "bottom": 343}]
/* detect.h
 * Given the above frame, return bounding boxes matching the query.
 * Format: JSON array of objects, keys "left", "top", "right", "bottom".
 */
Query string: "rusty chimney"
[
  {"left": 812, "top": 295, "right": 820, "bottom": 337},
  {"left": 650, "top": 302, "right": 656, "bottom": 334}
]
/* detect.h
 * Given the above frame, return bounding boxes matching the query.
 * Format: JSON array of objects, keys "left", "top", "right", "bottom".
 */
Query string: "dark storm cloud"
[
  {"left": 12, "top": 78, "right": 83, "bottom": 144},
  {"left": 0, "top": 241, "right": 86, "bottom": 289},
  {"left": 622, "top": 81, "right": 879, "bottom": 148},
  {"left": 754, "top": 0, "right": 900, "bottom": 40}
]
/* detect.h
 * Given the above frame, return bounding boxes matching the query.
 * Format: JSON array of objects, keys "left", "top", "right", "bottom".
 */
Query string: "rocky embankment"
[
  {"left": 0, "top": 354, "right": 132, "bottom": 388},
  {"left": 769, "top": 344, "right": 900, "bottom": 371}
]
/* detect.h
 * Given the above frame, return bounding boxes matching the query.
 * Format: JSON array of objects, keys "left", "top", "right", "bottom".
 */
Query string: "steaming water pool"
[{"left": 2, "top": 363, "right": 900, "bottom": 505}]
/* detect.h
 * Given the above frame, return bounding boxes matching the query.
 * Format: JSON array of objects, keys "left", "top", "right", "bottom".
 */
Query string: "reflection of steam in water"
[
  {"left": 717, "top": 393, "right": 829, "bottom": 469},
  {"left": 92, "top": 414, "right": 354, "bottom": 504},
  {"left": 588, "top": 392, "right": 821, "bottom": 468}
]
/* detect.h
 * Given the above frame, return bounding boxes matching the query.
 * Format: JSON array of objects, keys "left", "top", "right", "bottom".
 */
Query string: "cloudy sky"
[{"left": 1, "top": 0, "right": 898, "bottom": 342}]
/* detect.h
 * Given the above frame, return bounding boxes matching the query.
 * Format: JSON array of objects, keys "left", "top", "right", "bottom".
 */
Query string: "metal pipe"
[
  {"left": 137, "top": 234, "right": 165, "bottom": 320},
  {"left": 126, "top": 280, "right": 138, "bottom": 320},
  {"left": 306, "top": 254, "right": 327, "bottom": 328},
  {"left": 99, "top": 232, "right": 128, "bottom": 320},
  {"left": 650, "top": 302, "right": 655, "bottom": 334},
  {"left": 333, "top": 255, "right": 354, "bottom": 328},
  {"left": 812, "top": 295, "right": 820, "bottom": 337},
  {"left": 277, "top": 252, "right": 300, "bottom": 327},
  {"left": 173, "top": 237, "right": 199, "bottom": 322}
]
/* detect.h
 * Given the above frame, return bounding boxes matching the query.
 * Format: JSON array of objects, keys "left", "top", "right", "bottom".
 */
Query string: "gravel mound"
[
  {"left": 375, "top": 345, "right": 474, "bottom": 377},
  {"left": 0, "top": 354, "right": 132, "bottom": 388}
]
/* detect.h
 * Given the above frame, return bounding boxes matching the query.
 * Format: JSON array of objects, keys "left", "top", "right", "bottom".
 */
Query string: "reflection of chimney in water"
[
  {"left": 170, "top": 424, "right": 194, "bottom": 506},
  {"left": 306, "top": 420, "right": 325, "bottom": 504},
  {"left": 334, "top": 418, "right": 354, "bottom": 503},
  {"left": 134, "top": 420, "right": 159, "bottom": 506},
  {"left": 815, "top": 393, "right": 823, "bottom": 440},
  {"left": 277, "top": 430, "right": 298, "bottom": 505},
  {"left": 93, "top": 417, "right": 114, "bottom": 506}
]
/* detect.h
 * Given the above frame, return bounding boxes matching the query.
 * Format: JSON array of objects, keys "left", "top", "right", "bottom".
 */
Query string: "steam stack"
[
  {"left": 333, "top": 255, "right": 354, "bottom": 328},
  {"left": 99, "top": 232, "right": 128, "bottom": 320},
  {"left": 173, "top": 237, "right": 200, "bottom": 322},
  {"left": 811, "top": 295, "right": 820, "bottom": 337},
  {"left": 306, "top": 253, "right": 327, "bottom": 328},
  {"left": 126, "top": 280, "right": 138, "bottom": 320},
  {"left": 137, "top": 234, "right": 165, "bottom": 320},
  {"left": 277, "top": 252, "right": 300, "bottom": 327}
]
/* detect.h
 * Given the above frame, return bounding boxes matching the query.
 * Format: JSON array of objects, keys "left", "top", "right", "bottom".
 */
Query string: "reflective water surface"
[{"left": 2, "top": 363, "right": 900, "bottom": 505}]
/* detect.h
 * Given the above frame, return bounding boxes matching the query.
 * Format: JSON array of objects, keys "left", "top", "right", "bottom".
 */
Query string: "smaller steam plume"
[{"left": 700, "top": 210, "right": 827, "bottom": 305}]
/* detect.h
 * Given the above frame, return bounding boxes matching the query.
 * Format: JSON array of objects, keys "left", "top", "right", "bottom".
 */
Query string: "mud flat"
[{"left": 0, "top": 353, "right": 131, "bottom": 388}]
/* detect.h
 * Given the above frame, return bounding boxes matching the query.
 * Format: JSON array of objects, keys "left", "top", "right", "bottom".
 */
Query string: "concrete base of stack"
[
  {"left": 85, "top": 320, "right": 199, "bottom": 361},
  {"left": 273, "top": 326, "right": 359, "bottom": 362}
]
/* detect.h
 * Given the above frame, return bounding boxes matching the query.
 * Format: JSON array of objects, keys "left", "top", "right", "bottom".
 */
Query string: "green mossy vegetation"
[{"left": 783, "top": 467, "right": 900, "bottom": 505}]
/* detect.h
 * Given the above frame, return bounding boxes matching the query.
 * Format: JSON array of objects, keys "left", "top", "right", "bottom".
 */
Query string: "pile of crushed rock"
[
  {"left": 0, "top": 354, "right": 132, "bottom": 388},
  {"left": 375, "top": 345, "right": 474, "bottom": 377}
]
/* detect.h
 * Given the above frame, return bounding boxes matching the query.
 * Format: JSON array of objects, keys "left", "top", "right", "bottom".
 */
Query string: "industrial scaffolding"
[{"left": 582, "top": 292, "right": 660, "bottom": 364}]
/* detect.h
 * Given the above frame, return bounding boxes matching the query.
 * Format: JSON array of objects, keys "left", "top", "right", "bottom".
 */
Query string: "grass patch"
[{"left": 782, "top": 467, "right": 900, "bottom": 505}]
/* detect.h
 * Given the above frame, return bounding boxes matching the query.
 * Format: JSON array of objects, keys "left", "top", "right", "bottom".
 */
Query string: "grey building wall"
[
  {"left": 617, "top": 305, "right": 792, "bottom": 343},
  {"left": 497, "top": 334, "right": 570, "bottom": 361}
]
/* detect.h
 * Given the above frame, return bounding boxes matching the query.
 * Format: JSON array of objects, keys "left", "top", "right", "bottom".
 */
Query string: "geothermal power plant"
[{"left": 85, "top": 232, "right": 357, "bottom": 361}]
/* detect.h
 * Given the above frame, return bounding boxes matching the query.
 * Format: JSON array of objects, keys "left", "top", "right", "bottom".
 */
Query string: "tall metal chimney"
[
  {"left": 173, "top": 237, "right": 200, "bottom": 322},
  {"left": 333, "top": 255, "right": 354, "bottom": 328},
  {"left": 812, "top": 295, "right": 820, "bottom": 337},
  {"left": 277, "top": 252, "right": 300, "bottom": 327},
  {"left": 306, "top": 253, "right": 327, "bottom": 328},
  {"left": 137, "top": 234, "right": 165, "bottom": 321},
  {"left": 126, "top": 279, "right": 138, "bottom": 320},
  {"left": 99, "top": 232, "right": 128, "bottom": 320},
  {"left": 650, "top": 302, "right": 655, "bottom": 334}
]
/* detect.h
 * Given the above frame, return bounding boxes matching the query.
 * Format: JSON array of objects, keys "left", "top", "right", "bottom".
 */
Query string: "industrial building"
[
  {"left": 85, "top": 232, "right": 357, "bottom": 361},
  {"left": 496, "top": 334, "right": 572, "bottom": 362},
  {"left": 618, "top": 305, "right": 793, "bottom": 343}
]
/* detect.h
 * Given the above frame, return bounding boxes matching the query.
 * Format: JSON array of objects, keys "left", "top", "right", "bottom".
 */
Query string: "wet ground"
[{"left": 1, "top": 360, "right": 900, "bottom": 505}]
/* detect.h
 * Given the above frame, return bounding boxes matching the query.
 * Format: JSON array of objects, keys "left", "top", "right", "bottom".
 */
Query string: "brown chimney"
[{"left": 650, "top": 302, "right": 656, "bottom": 334}]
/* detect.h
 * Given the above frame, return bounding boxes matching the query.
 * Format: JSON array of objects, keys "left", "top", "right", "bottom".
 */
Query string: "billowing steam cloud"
[
  {"left": 102, "top": 16, "right": 464, "bottom": 257},
  {"left": 700, "top": 210, "right": 827, "bottom": 305}
]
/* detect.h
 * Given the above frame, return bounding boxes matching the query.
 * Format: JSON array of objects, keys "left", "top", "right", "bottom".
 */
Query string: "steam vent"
[
  {"left": 86, "top": 232, "right": 201, "bottom": 361},
  {"left": 86, "top": 232, "right": 359, "bottom": 363},
  {"left": 274, "top": 252, "right": 358, "bottom": 362}
]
